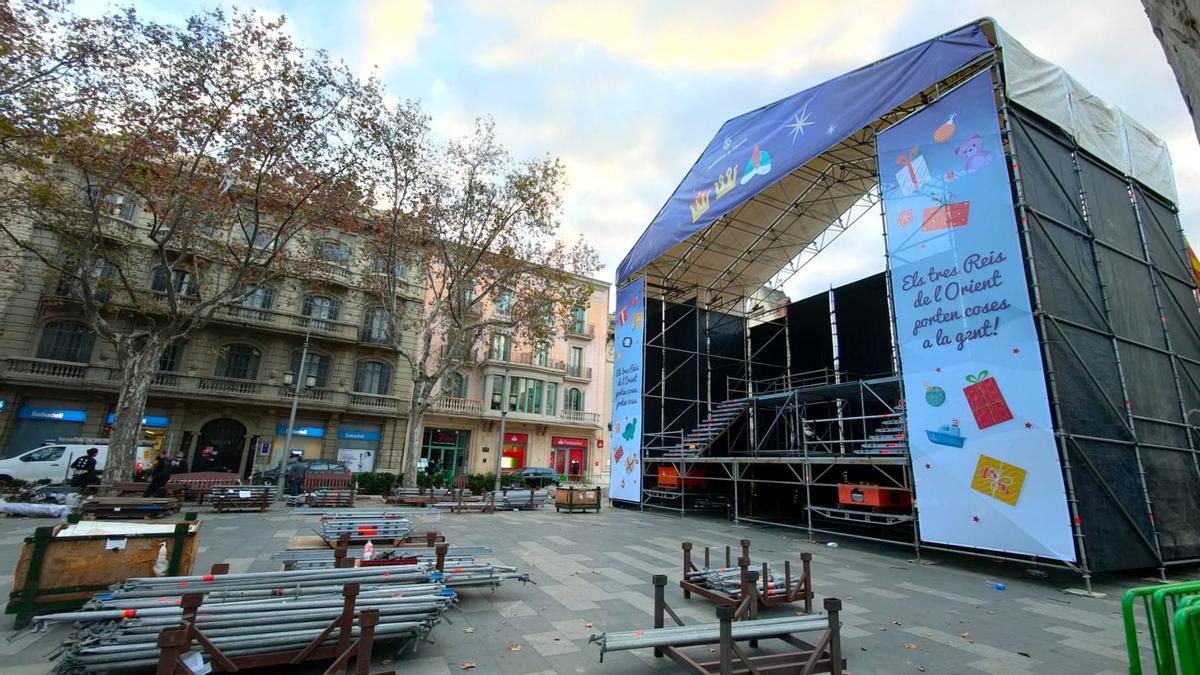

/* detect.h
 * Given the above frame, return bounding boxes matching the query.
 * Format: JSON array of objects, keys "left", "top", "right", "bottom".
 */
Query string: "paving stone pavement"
[{"left": 0, "top": 501, "right": 1192, "bottom": 674}]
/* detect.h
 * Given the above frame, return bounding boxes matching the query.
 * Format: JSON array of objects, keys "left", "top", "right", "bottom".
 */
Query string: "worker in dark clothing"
[
  {"left": 169, "top": 451, "right": 189, "bottom": 475},
  {"left": 143, "top": 452, "right": 172, "bottom": 497},
  {"left": 286, "top": 456, "right": 305, "bottom": 496},
  {"left": 70, "top": 448, "right": 100, "bottom": 488}
]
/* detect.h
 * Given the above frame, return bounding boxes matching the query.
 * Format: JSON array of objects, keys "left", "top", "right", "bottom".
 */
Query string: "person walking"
[
  {"left": 70, "top": 448, "right": 100, "bottom": 488},
  {"left": 142, "top": 452, "right": 172, "bottom": 497},
  {"left": 286, "top": 455, "right": 305, "bottom": 496}
]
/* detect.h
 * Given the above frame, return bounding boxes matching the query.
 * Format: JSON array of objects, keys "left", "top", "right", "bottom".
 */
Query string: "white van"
[{"left": 0, "top": 442, "right": 109, "bottom": 484}]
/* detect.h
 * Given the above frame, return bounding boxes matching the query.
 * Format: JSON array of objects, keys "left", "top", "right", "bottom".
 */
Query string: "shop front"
[
  {"left": 337, "top": 426, "right": 381, "bottom": 473},
  {"left": 421, "top": 428, "right": 469, "bottom": 479},
  {"left": 104, "top": 412, "right": 170, "bottom": 470},
  {"left": 501, "top": 432, "right": 527, "bottom": 473},
  {"left": 273, "top": 420, "right": 326, "bottom": 461},
  {"left": 550, "top": 436, "right": 588, "bottom": 482},
  {"left": 6, "top": 405, "right": 88, "bottom": 457}
]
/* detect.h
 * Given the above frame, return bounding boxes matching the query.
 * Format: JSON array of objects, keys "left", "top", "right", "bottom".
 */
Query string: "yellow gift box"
[{"left": 970, "top": 454, "right": 1027, "bottom": 507}]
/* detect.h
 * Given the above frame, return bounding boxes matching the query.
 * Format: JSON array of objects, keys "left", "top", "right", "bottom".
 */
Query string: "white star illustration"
[
  {"left": 785, "top": 104, "right": 814, "bottom": 143},
  {"left": 826, "top": 123, "right": 836, "bottom": 136}
]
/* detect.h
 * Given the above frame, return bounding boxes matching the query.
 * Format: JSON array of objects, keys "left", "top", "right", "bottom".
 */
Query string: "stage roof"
[{"left": 617, "top": 19, "right": 1179, "bottom": 298}]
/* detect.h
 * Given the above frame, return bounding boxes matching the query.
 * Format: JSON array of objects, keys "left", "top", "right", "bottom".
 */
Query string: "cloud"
[
  {"left": 468, "top": 0, "right": 910, "bottom": 76},
  {"left": 357, "top": 0, "right": 433, "bottom": 73}
]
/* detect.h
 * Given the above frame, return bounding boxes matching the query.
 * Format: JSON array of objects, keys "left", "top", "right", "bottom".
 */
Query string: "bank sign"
[
  {"left": 878, "top": 71, "right": 1075, "bottom": 562},
  {"left": 609, "top": 275, "right": 645, "bottom": 503}
]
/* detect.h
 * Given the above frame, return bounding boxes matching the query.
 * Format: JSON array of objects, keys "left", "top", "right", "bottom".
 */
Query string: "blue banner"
[
  {"left": 618, "top": 24, "right": 991, "bottom": 283},
  {"left": 338, "top": 429, "right": 381, "bottom": 441},
  {"left": 609, "top": 276, "right": 645, "bottom": 502},
  {"left": 276, "top": 424, "right": 325, "bottom": 438},
  {"left": 18, "top": 406, "right": 87, "bottom": 422},
  {"left": 106, "top": 413, "right": 169, "bottom": 428},
  {"left": 878, "top": 71, "right": 1074, "bottom": 562}
]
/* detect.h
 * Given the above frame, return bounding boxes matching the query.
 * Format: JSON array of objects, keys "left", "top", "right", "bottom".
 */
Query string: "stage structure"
[{"left": 608, "top": 18, "right": 1200, "bottom": 582}]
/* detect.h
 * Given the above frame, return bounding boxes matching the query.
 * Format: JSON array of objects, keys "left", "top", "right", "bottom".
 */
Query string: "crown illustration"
[
  {"left": 690, "top": 189, "right": 711, "bottom": 222},
  {"left": 713, "top": 166, "right": 738, "bottom": 199}
]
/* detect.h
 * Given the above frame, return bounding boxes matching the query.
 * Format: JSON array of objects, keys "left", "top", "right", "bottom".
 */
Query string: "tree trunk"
[
  {"left": 400, "top": 397, "right": 425, "bottom": 487},
  {"left": 1143, "top": 0, "right": 1200, "bottom": 142},
  {"left": 103, "top": 345, "right": 164, "bottom": 485}
]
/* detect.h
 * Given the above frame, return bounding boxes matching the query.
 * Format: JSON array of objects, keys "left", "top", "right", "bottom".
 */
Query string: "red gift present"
[
  {"left": 921, "top": 201, "right": 971, "bottom": 232},
  {"left": 962, "top": 370, "right": 1013, "bottom": 429}
]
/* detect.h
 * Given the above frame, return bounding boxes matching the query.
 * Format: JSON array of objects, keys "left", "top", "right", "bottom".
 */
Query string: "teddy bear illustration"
[{"left": 954, "top": 133, "right": 993, "bottom": 173}]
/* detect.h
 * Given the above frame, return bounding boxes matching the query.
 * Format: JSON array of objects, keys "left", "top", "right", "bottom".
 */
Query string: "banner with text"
[
  {"left": 878, "top": 71, "right": 1075, "bottom": 561},
  {"left": 609, "top": 276, "right": 645, "bottom": 502}
]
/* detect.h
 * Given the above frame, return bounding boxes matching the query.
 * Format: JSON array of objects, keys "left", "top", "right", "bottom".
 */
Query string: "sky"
[{"left": 77, "top": 0, "right": 1200, "bottom": 304}]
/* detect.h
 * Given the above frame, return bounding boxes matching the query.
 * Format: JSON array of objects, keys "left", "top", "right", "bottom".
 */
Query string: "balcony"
[
  {"left": 348, "top": 392, "right": 405, "bottom": 413},
  {"left": 198, "top": 376, "right": 262, "bottom": 395},
  {"left": 277, "top": 385, "right": 336, "bottom": 403},
  {"left": 509, "top": 351, "right": 566, "bottom": 372},
  {"left": 564, "top": 364, "right": 593, "bottom": 381},
  {"left": 214, "top": 306, "right": 358, "bottom": 342},
  {"left": 305, "top": 261, "right": 353, "bottom": 287},
  {"left": 3, "top": 357, "right": 87, "bottom": 381},
  {"left": 566, "top": 322, "right": 596, "bottom": 339},
  {"left": 560, "top": 409, "right": 600, "bottom": 425},
  {"left": 429, "top": 396, "right": 484, "bottom": 415},
  {"left": 358, "top": 327, "right": 392, "bottom": 346}
]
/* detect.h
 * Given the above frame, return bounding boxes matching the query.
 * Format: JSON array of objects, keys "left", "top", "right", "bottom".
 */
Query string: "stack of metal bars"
[
  {"left": 319, "top": 516, "right": 413, "bottom": 543},
  {"left": 37, "top": 566, "right": 455, "bottom": 673},
  {"left": 272, "top": 545, "right": 492, "bottom": 567},
  {"left": 684, "top": 567, "right": 794, "bottom": 599}
]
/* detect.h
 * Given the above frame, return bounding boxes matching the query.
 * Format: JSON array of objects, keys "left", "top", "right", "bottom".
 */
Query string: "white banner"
[
  {"left": 609, "top": 276, "right": 645, "bottom": 502},
  {"left": 878, "top": 72, "right": 1076, "bottom": 562}
]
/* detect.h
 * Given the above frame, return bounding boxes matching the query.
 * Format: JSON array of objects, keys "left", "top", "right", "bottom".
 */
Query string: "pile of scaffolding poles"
[
  {"left": 684, "top": 567, "right": 793, "bottom": 598},
  {"left": 426, "top": 489, "right": 550, "bottom": 510},
  {"left": 271, "top": 545, "right": 492, "bottom": 565},
  {"left": 36, "top": 566, "right": 458, "bottom": 673},
  {"left": 320, "top": 517, "right": 413, "bottom": 542},
  {"left": 590, "top": 615, "right": 830, "bottom": 656}
]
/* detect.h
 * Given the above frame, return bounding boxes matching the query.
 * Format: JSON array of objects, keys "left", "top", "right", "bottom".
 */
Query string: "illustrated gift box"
[
  {"left": 895, "top": 148, "right": 932, "bottom": 197},
  {"left": 970, "top": 453, "right": 1027, "bottom": 507},
  {"left": 963, "top": 371, "right": 1013, "bottom": 429},
  {"left": 921, "top": 201, "right": 971, "bottom": 232}
]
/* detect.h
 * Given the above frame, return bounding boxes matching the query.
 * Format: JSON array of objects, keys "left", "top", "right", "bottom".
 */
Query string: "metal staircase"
[
  {"left": 665, "top": 399, "right": 751, "bottom": 458},
  {"left": 855, "top": 407, "right": 907, "bottom": 456}
]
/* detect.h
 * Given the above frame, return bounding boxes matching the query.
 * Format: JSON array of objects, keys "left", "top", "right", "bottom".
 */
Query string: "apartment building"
[
  {"left": 420, "top": 280, "right": 611, "bottom": 483},
  {"left": 0, "top": 192, "right": 419, "bottom": 477}
]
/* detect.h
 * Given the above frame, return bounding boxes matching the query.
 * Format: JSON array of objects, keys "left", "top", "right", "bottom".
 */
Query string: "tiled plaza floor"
[{"left": 0, "top": 501, "right": 1188, "bottom": 674}]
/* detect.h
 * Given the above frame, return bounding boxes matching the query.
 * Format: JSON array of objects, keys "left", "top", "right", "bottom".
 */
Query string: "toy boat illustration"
[{"left": 926, "top": 420, "right": 966, "bottom": 448}]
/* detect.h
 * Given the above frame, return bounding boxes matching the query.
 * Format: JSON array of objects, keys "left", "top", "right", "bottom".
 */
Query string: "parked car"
[
  {"left": 505, "top": 466, "right": 559, "bottom": 488},
  {"left": 0, "top": 443, "right": 108, "bottom": 484},
  {"left": 259, "top": 459, "right": 350, "bottom": 486}
]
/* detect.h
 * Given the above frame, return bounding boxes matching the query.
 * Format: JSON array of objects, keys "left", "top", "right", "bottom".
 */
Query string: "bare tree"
[
  {"left": 364, "top": 114, "right": 599, "bottom": 487},
  {"left": 0, "top": 2, "right": 377, "bottom": 483},
  {"left": 1143, "top": 0, "right": 1200, "bottom": 142}
]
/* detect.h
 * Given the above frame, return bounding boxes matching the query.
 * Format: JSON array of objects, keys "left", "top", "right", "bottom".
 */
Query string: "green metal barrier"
[
  {"left": 1124, "top": 581, "right": 1200, "bottom": 675},
  {"left": 1175, "top": 604, "right": 1200, "bottom": 675}
]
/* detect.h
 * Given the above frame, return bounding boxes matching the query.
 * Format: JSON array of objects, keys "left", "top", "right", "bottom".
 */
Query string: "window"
[
  {"left": 495, "top": 290, "right": 514, "bottom": 316},
  {"left": 571, "top": 306, "right": 587, "bottom": 333},
  {"left": 546, "top": 382, "right": 558, "bottom": 416},
  {"left": 490, "top": 375, "right": 505, "bottom": 411},
  {"left": 568, "top": 346, "right": 584, "bottom": 377},
  {"left": 290, "top": 351, "right": 331, "bottom": 388},
  {"left": 215, "top": 343, "right": 261, "bottom": 380},
  {"left": 444, "top": 372, "right": 467, "bottom": 398},
  {"left": 158, "top": 342, "right": 182, "bottom": 372},
  {"left": 361, "top": 307, "right": 390, "bottom": 343},
  {"left": 240, "top": 221, "right": 275, "bottom": 249},
  {"left": 489, "top": 333, "right": 511, "bottom": 361},
  {"left": 318, "top": 239, "right": 350, "bottom": 263},
  {"left": 37, "top": 320, "right": 95, "bottom": 363},
  {"left": 150, "top": 267, "right": 198, "bottom": 297},
  {"left": 565, "top": 387, "right": 584, "bottom": 412},
  {"left": 239, "top": 286, "right": 274, "bottom": 309},
  {"left": 60, "top": 260, "right": 116, "bottom": 303},
  {"left": 22, "top": 446, "right": 65, "bottom": 462},
  {"left": 302, "top": 295, "right": 341, "bottom": 321},
  {"left": 533, "top": 343, "right": 550, "bottom": 367},
  {"left": 508, "top": 376, "right": 544, "bottom": 414},
  {"left": 87, "top": 187, "right": 135, "bottom": 220},
  {"left": 354, "top": 361, "right": 392, "bottom": 395},
  {"left": 371, "top": 257, "right": 407, "bottom": 279}
]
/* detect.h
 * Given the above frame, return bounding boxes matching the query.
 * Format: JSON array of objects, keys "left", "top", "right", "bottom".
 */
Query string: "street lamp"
[
  {"left": 492, "top": 365, "right": 511, "bottom": 495},
  {"left": 274, "top": 328, "right": 315, "bottom": 499}
]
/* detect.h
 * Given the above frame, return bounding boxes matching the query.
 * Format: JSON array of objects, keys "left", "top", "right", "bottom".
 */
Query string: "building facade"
[
  {"left": 0, "top": 193, "right": 419, "bottom": 477},
  {"left": 419, "top": 280, "right": 611, "bottom": 483}
]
